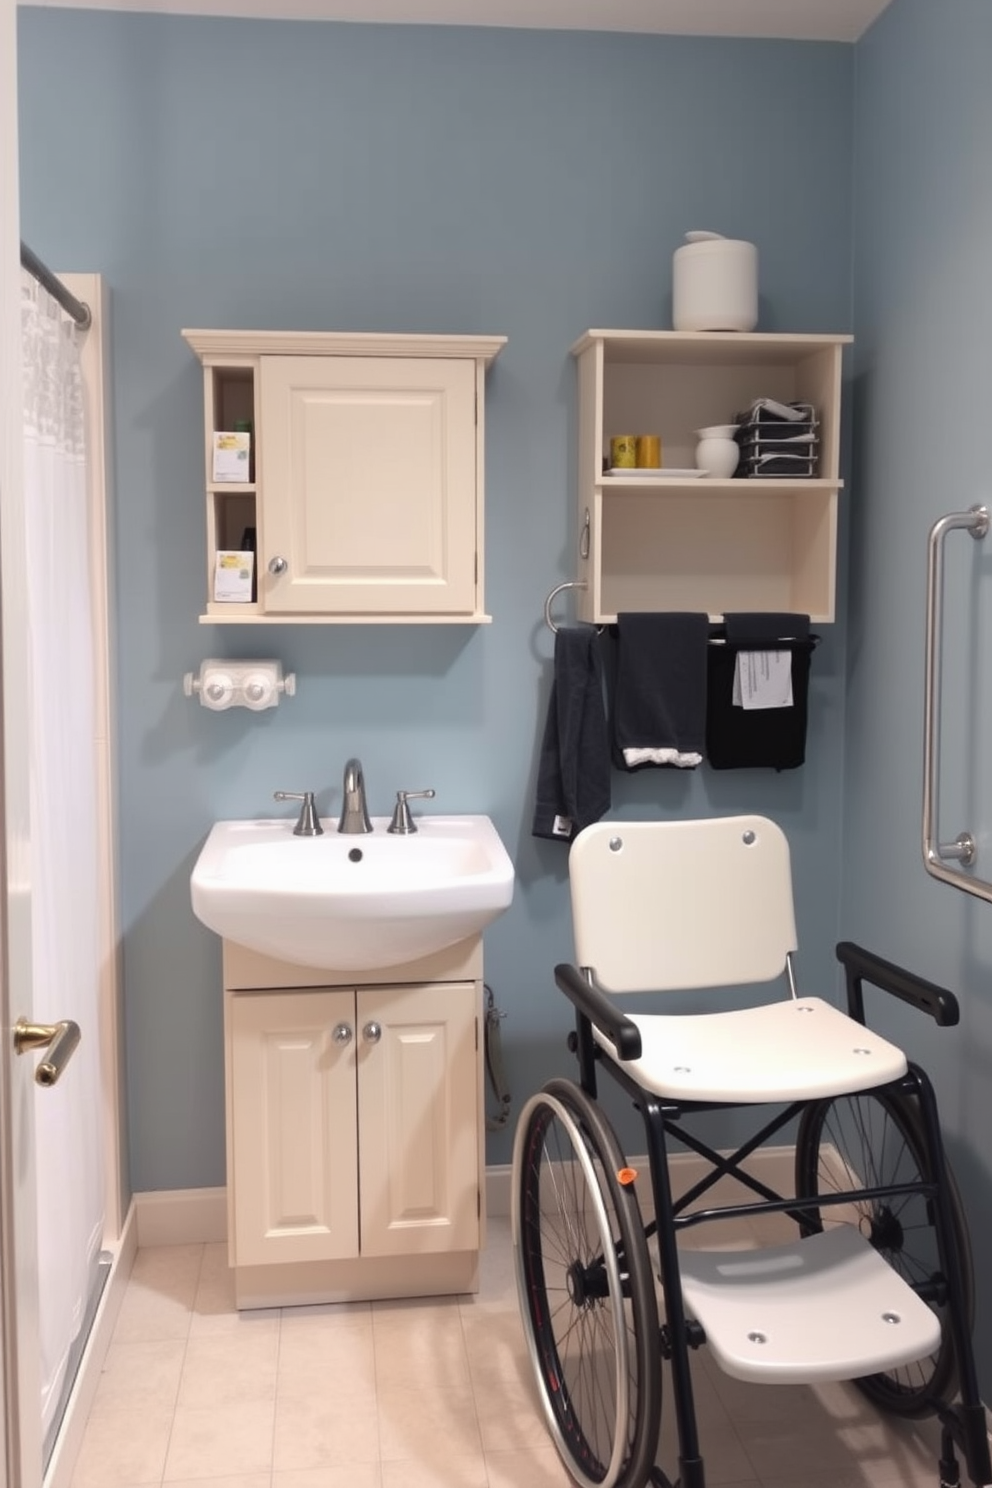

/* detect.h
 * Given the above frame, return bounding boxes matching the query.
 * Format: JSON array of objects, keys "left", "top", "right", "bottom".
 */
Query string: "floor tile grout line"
[
  {"left": 158, "top": 1241, "right": 203, "bottom": 1488},
  {"left": 266, "top": 1303, "right": 286, "bottom": 1488}
]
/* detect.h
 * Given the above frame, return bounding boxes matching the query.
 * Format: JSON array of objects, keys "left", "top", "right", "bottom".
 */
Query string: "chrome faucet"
[{"left": 338, "top": 757, "right": 372, "bottom": 834}]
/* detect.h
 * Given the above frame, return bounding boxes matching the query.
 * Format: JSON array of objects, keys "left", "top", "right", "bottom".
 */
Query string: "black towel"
[
  {"left": 532, "top": 626, "right": 611, "bottom": 843},
  {"left": 706, "top": 613, "right": 814, "bottom": 771},
  {"left": 611, "top": 613, "right": 710, "bottom": 771},
  {"left": 724, "top": 613, "right": 810, "bottom": 646}
]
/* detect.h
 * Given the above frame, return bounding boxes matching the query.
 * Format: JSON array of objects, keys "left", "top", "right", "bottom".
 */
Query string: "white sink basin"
[{"left": 190, "top": 814, "right": 515, "bottom": 971}]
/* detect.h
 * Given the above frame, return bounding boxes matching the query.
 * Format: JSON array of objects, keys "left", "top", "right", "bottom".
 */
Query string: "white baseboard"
[
  {"left": 134, "top": 1185, "right": 228, "bottom": 1247},
  {"left": 44, "top": 1199, "right": 138, "bottom": 1488},
  {"left": 127, "top": 1152, "right": 800, "bottom": 1241}
]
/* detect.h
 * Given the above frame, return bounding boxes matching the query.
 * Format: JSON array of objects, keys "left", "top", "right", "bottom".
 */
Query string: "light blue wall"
[
  {"left": 844, "top": 0, "right": 992, "bottom": 1387},
  {"left": 16, "top": 11, "right": 854, "bottom": 1188}
]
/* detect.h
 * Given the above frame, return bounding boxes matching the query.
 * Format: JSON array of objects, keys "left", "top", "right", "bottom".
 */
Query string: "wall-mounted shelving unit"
[{"left": 572, "top": 330, "right": 852, "bottom": 624}]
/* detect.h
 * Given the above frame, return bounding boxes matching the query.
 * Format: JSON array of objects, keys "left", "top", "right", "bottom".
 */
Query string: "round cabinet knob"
[
  {"left": 362, "top": 1021, "right": 382, "bottom": 1044},
  {"left": 268, "top": 555, "right": 288, "bottom": 576},
  {"left": 332, "top": 1023, "right": 353, "bottom": 1044}
]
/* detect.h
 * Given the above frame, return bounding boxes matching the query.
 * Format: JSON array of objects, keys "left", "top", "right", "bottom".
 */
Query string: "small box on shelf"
[
  {"left": 214, "top": 550, "right": 255, "bottom": 603},
  {"left": 212, "top": 431, "right": 252, "bottom": 483}
]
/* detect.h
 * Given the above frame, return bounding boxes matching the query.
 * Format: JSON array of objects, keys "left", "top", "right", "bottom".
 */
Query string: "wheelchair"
[{"left": 511, "top": 816, "right": 991, "bottom": 1488}]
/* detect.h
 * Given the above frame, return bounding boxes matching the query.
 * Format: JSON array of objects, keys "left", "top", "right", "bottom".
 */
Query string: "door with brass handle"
[{"left": 14, "top": 1017, "right": 81, "bottom": 1087}]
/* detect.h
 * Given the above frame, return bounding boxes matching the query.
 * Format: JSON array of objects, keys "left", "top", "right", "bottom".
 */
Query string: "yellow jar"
[
  {"left": 610, "top": 434, "right": 637, "bottom": 469},
  {"left": 636, "top": 434, "right": 661, "bottom": 468}
]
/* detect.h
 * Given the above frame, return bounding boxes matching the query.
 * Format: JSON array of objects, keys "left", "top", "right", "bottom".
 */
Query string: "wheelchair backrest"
[{"left": 568, "top": 816, "right": 798, "bottom": 994}]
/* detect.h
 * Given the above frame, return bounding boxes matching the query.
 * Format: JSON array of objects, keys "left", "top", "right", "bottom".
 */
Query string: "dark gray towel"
[
  {"left": 532, "top": 627, "right": 610, "bottom": 843},
  {"left": 612, "top": 612, "right": 710, "bottom": 770}
]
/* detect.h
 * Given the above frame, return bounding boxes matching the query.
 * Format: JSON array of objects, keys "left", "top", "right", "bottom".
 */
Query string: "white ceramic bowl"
[{"left": 695, "top": 428, "right": 740, "bottom": 479}]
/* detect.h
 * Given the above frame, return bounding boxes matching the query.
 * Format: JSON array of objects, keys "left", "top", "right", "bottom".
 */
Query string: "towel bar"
[
  {"left": 922, "top": 504, "right": 992, "bottom": 902},
  {"left": 543, "top": 580, "right": 588, "bottom": 634}
]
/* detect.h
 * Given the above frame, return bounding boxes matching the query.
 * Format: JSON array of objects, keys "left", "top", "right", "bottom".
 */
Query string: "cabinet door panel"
[
  {"left": 261, "top": 357, "right": 477, "bottom": 614},
  {"left": 358, "top": 984, "right": 479, "bottom": 1257},
  {"left": 230, "top": 990, "right": 358, "bottom": 1266}
]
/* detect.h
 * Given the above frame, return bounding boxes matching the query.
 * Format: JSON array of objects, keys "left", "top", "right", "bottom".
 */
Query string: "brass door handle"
[{"left": 14, "top": 1018, "right": 81, "bottom": 1087}]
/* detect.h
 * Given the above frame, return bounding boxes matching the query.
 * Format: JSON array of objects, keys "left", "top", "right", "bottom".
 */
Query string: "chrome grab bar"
[{"left": 922, "top": 504, "right": 991, "bottom": 900}]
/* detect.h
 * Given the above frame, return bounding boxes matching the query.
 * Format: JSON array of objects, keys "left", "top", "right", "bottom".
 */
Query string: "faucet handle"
[
  {"left": 387, "top": 789, "right": 436, "bottom": 835},
  {"left": 274, "top": 790, "right": 324, "bottom": 837}
]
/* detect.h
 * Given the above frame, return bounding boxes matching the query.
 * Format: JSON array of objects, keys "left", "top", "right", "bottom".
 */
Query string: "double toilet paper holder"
[{"left": 183, "top": 659, "right": 296, "bottom": 712}]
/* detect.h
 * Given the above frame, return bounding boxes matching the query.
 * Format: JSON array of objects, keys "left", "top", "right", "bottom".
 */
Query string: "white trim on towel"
[{"left": 623, "top": 746, "right": 703, "bottom": 769}]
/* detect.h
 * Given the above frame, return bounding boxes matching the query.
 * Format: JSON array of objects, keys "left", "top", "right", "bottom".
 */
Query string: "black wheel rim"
[
  {"left": 513, "top": 1085, "right": 661, "bottom": 1488},
  {"left": 518, "top": 1099, "right": 626, "bottom": 1483}
]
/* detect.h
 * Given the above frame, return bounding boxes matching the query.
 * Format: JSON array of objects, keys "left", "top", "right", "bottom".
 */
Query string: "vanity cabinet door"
[
  {"left": 260, "top": 355, "right": 478, "bottom": 616},
  {"left": 229, "top": 989, "right": 359, "bottom": 1267},
  {"left": 357, "top": 982, "right": 480, "bottom": 1258}
]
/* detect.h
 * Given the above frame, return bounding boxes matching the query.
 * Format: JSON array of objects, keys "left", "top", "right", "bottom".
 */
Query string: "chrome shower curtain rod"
[{"left": 20, "top": 240, "right": 91, "bottom": 330}]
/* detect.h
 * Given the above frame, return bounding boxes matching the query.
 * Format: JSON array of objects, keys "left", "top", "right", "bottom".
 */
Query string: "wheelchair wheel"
[
  {"left": 795, "top": 1089, "right": 974, "bottom": 1418},
  {"left": 512, "top": 1079, "right": 661, "bottom": 1488}
]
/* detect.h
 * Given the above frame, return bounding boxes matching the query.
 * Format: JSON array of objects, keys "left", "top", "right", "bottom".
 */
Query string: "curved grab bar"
[{"left": 922, "top": 504, "right": 991, "bottom": 900}]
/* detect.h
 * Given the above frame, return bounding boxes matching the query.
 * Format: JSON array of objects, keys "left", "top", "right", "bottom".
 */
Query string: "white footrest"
[{"left": 679, "top": 1226, "right": 942, "bottom": 1384}]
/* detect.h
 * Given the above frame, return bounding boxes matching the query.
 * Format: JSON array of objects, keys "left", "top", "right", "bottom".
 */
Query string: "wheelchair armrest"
[
  {"left": 835, "top": 940, "right": 960, "bottom": 1028},
  {"left": 554, "top": 963, "right": 643, "bottom": 1061}
]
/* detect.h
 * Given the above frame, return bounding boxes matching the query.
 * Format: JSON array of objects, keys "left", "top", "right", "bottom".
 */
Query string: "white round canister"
[{"left": 672, "top": 231, "right": 758, "bottom": 332}]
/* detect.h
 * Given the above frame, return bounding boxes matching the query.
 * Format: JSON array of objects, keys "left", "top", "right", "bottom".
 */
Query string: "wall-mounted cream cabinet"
[
  {"left": 183, "top": 330, "right": 505, "bottom": 624},
  {"left": 222, "top": 936, "right": 485, "bottom": 1309},
  {"left": 572, "top": 330, "right": 852, "bottom": 624}
]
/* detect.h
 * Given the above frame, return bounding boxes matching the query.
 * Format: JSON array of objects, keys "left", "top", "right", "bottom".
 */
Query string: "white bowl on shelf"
[{"left": 695, "top": 426, "right": 739, "bottom": 479}]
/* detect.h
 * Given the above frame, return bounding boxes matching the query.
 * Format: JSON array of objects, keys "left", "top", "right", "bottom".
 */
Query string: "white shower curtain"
[{"left": 21, "top": 270, "right": 105, "bottom": 1441}]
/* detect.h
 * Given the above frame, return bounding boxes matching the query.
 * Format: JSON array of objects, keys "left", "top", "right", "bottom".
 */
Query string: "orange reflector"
[{"left": 617, "top": 1167, "right": 637, "bottom": 1186}]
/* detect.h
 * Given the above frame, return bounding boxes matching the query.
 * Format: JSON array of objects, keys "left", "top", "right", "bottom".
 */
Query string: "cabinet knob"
[
  {"left": 268, "top": 555, "right": 288, "bottom": 576},
  {"left": 332, "top": 1023, "right": 353, "bottom": 1044},
  {"left": 362, "top": 1021, "right": 382, "bottom": 1044}
]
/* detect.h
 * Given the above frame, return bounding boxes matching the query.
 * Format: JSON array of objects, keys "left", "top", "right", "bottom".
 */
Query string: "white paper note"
[{"left": 733, "top": 651, "right": 794, "bottom": 710}]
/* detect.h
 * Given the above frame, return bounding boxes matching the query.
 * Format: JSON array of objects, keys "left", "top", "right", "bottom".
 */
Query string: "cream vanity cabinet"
[
  {"left": 182, "top": 330, "right": 505, "bottom": 624},
  {"left": 572, "top": 329, "right": 852, "bottom": 624},
  {"left": 222, "top": 936, "right": 485, "bottom": 1309}
]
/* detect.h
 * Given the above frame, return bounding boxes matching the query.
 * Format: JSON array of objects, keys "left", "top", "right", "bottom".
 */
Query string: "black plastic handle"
[
  {"left": 554, "top": 962, "right": 642, "bottom": 1060},
  {"left": 836, "top": 940, "right": 959, "bottom": 1028}
]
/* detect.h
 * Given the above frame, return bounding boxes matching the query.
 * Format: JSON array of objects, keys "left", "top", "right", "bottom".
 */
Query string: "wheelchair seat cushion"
[{"left": 593, "top": 996, "right": 908, "bottom": 1103}]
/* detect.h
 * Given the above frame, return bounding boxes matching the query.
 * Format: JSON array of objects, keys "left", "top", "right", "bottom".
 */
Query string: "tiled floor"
[{"left": 70, "top": 1214, "right": 951, "bottom": 1488}]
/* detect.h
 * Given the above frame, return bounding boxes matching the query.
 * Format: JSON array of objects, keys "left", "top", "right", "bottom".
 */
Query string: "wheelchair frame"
[{"left": 516, "top": 939, "right": 991, "bottom": 1488}]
